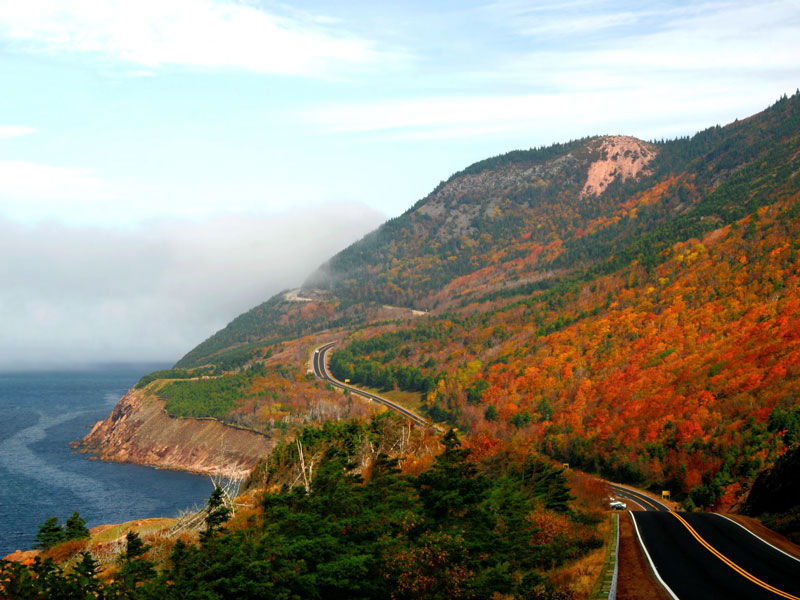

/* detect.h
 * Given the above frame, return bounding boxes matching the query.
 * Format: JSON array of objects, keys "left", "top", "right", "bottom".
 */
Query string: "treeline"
[
  {"left": 33, "top": 512, "right": 90, "bottom": 550},
  {"left": 2, "top": 425, "right": 600, "bottom": 599}
]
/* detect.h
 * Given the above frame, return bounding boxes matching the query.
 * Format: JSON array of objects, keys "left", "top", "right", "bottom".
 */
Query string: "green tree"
[
  {"left": 67, "top": 552, "right": 101, "bottom": 597},
  {"left": 34, "top": 516, "right": 65, "bottom": 550},
  {"left": 64, "top": 511, "right": 90, "bottom": 541},
  {"left": 201, "top": 486, "right": 231, "bottom": 542},
  {"left": 120, "top": 531, "right": 148, "bottom": 561},
  {"left": 415, "top": 429, "right": 490, "bottom": 525},
  {"left": 115, "top": 531, "right": 155, "bottom": 592}
]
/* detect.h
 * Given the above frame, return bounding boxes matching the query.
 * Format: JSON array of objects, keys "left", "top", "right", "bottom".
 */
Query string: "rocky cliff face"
[{"left": 79, "top": 389, "right": 272, "bottom": 477}]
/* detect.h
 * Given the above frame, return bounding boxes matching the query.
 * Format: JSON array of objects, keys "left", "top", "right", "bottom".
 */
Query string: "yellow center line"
[
  {"left": 613, "top": 486, "right": 662, "bottom": 511},
  {"left": 669, "top": 511, "right": 800, "bottom": 600}
]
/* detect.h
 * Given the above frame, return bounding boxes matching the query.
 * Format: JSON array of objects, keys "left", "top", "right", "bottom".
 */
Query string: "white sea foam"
[
  {"left": 0, "top": 405, "right": 161, "bottom": 518},
  {"left": 0, "top": 372, "right": 210, "bottom": 556},
  {"left": 0, "top": 408, "right": 107, "bottom": 505}
]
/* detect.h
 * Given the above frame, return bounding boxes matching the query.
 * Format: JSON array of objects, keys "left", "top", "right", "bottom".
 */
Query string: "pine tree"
[
  {"left": 116, "top": 531, "right": 155, "bottom": 590},
  {"left": 33, "top": 516, "right": 65, "bottom": 550},
  {"left": 121, "top": 531, "right": 148, "bottom": 561},
  {"left": 68, "top": 552, "right": 100, "bottom": 595},
  {"left": 201, "top": 485, "right": 231, "bottom": 542},
  {"left": 64, "top": 511, "right": 90, "bottom": 541},
  {"left": 415, "top": 429, "right": 490, "bottom": 525}
]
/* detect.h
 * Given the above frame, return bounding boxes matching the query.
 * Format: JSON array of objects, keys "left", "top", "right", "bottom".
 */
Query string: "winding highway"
[
  {"left": 312, "top": 343, "right": 800, "bottom": 597},
  {"left": 312, "top": 342, "right": 435, "bottom": 429},
  {"left": 611, "top": 484, "right": 800, "bottom": 599}
]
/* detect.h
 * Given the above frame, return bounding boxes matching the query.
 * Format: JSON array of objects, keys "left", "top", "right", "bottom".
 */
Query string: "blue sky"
[{"left": 1, "top": 0, "right": 799, "bottom": 366}]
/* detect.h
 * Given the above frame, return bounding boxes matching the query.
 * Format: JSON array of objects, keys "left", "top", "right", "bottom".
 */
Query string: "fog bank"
[{"left": 0, "top": 204, "right": 384, "bottom": 369}]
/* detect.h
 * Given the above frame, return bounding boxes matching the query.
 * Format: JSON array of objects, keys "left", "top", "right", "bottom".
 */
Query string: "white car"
[{"left": 610, "top": 499, "right": 627, "bottom": 510}]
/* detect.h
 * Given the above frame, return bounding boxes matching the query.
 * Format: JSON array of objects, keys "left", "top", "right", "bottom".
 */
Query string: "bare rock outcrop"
[
  {"left": 582, "top": 136, "right": 656, "bottom": 197},
  {"left": 79, "top": 389, "right": 272, "bottom": 477}
]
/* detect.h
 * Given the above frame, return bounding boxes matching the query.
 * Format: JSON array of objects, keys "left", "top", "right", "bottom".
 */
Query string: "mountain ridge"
[
  {"left": 111, "top": 92, "right": 800, "bottom": 517},
  {"left": 177, "top": 93, "right": 800, "bottom": 369}
]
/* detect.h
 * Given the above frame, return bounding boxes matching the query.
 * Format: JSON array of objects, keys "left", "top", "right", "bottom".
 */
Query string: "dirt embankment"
[{"left": 78, "top": 388, "right": 272, "bottom": 477}]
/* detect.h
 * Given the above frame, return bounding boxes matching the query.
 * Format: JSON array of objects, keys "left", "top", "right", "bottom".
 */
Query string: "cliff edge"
[{"left": 79, "top": 388, "right": 272, "bottom": 477}]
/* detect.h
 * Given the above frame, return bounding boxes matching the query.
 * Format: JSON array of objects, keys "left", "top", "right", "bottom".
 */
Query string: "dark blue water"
[{"left": 0, "top": 366, "right": 213, "bottom": 556}]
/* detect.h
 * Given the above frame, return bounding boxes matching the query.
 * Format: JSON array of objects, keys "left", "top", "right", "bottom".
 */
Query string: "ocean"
[{"left": 0, "top": 366, "right": 213, "bottom": 557}]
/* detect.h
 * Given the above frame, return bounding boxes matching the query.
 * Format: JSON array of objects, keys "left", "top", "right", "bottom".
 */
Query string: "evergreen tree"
[
  {"left": 116, "top": 531, "right": 155, "bottom": 592},
  {"left": 64, "top": 511, "right": 90, "bottom": 541},
  {"left": 415, "top": 429, "right": 490, "bottom": 524},
  {"left": 201, "top": 485, "right": 231, "bottom": 542},
  {"left": 121, "top": 531, "right": 148, "bottom": 561},
  {"left": 34, "top": 516, "right": 65, "bottom": 550},
  {"left": 67, "top": 552, "right": 101, "bottom": 597}
]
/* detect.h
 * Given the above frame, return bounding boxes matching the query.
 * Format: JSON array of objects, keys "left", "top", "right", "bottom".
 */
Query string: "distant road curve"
[
  {"left": 312, "top": 342, "right": 438, "bottom": 430},
  {"left": 610, "top": 483, "right": 800, "bottom": 599}
]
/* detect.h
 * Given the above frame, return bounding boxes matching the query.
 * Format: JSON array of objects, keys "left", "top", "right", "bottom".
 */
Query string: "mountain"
[
  {"left": 96, "top": 92, "right": 800, "bottom": 511},
  {"left": 179, "top": 94, "right": 800, "bottom": 368}
]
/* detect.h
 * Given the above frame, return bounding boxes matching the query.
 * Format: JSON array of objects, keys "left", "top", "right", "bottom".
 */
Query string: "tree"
[
  {"left": 415, "top": 429, "right": 491, "bottom": 529},
  {"left": 115, "top": 531, "right": 155, "bottom": 591},
  {"left": 121, "top": 531, "right": 148, "bottom": 561},
  {"left": 64, "top": 511, "right": 90, "bottom": 541},
  {"left": 201, "top": 486, "right": 231, "bottom": 542},
  {"left": 34, "top": 516, "right": 65, "bottom": 550},
  {"left": 68, "top": 552, "right": 100, "bottom": 596}
]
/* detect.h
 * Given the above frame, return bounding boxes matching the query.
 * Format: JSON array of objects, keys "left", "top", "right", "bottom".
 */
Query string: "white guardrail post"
[{"left": 609, "top": 512, "right": 619, "bottom": 600}]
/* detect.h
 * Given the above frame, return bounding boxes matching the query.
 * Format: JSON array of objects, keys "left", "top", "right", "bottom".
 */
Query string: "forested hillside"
[
  {"left": 8, "top": 417, "right": 611, "bottom": 599},
  {"left": 19, "top": 91, "right": 798, "bottom": 598},
  {"left": 179, "top": 93, "right": 800, "bottom": 369},
  {"left": 145, "top": 93, "right": 800, "bottom": 513}
]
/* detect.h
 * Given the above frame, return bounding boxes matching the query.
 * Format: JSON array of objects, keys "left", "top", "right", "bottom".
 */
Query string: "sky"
[{"left": 1, "top": 0, "right": 799, "bottom": 368}]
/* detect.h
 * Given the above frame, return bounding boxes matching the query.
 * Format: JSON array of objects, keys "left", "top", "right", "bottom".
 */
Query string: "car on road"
[{"left": 610, "top": 499, "right": 627, "bottom": 510}]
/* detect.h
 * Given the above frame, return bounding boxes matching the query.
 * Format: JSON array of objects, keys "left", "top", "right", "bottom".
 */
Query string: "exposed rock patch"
[{"left": 582, "top": 136, "right": 656, "bottom": 198}]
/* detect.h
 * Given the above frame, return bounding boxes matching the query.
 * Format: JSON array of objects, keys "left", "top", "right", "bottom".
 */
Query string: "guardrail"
[{"left": 591, "top": 512, "right": 620, "bottom": 600}]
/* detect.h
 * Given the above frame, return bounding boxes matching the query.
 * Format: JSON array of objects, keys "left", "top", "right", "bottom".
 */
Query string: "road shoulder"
[{"left": 616, "top": 513, "right": 673, "bottom": 600}]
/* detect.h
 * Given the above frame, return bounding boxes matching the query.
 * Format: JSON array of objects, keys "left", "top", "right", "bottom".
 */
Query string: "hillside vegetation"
[
  {"left": 6, "top": 418, "right": 611, "bottom": 599},
  {"left": 136, "top": 93, "right": 800, "bottom": 514}
]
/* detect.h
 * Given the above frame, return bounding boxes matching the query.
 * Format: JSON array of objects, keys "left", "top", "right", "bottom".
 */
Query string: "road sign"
[{"left": 661, "top": 490, "right": 671, "bottom": 500}]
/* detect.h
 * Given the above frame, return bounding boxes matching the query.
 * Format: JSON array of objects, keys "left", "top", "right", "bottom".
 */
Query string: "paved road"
[
  {"left": 312, "top": 342, "right": 435, "bottom": 429},
  {"left": 611, "top": 484, "right": 800, "bottom": 599}
]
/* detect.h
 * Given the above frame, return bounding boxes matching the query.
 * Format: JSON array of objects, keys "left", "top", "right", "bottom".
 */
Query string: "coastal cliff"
[{"left": 79, "top": 388, "right": 272, "bottom": 477}]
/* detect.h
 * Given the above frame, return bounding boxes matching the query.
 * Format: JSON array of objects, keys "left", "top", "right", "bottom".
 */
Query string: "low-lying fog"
[{"left": 0, "top": 203, "right": 383, "bottom": 370}]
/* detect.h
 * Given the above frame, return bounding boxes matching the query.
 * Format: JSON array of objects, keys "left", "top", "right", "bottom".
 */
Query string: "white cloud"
[
  {"left": 0, "top": 204, "right": 384, "bottom": 368},
  {"left": 0, "top": 159, "right": 340, "bottom": 226},
  {"left": 305, "top": 0, "right": 800, "bottom": 140},
  {"left": 0, "top": 161, "right": 108, "bottom": 200},
  {"left": 0, "top": 0, "right": 385, "bottom": 76},
  {"left": 0, "top": 126, "right": 36, "bottom": 138},
  {"left": 0, "top": 161, "right": 116, "bottom": 224},
  {"left": 303, "top": 85, "right": 777, "bottom": 141}
]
